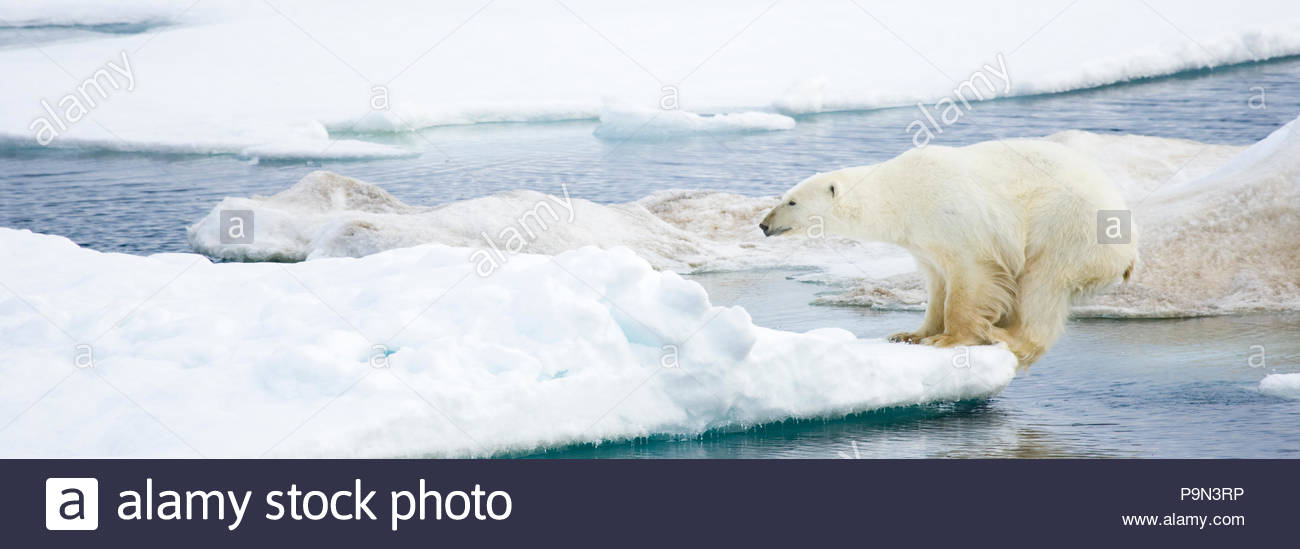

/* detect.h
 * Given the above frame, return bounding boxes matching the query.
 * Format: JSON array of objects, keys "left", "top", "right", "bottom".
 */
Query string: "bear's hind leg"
[
  {"left": 889, "top": 262, "right": 945, "bottom": 344},
  {"left": 1000, "top": 259, "right": 1072, "bottom": 366}
]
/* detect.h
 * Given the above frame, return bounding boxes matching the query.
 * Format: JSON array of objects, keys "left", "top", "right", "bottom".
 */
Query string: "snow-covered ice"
[
  {"left": 3, "top": 0, "right": 1300, "bottom": 159},
  {"left": 187, "top": 170, "right": 911, "bottom": 278},
  {"left": 0, "top": 228, "right": 1016, "bottom": 457}
]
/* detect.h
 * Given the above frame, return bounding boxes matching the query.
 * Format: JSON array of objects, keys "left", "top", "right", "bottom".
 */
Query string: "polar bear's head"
[{"left": 759, "top": 172, "right": 843, "bottom": 237}]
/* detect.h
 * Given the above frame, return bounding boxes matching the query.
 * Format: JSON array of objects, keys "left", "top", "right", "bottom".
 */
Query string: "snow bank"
[
  {"left": 0, "top": 228, "right": 1016, "bottom": 457},
  {"left": 1259, "top": 374, "right": 1300, "bottom": 400},
  {"left": 3, "top": 0, "right": 1300, "bottom": 157}
]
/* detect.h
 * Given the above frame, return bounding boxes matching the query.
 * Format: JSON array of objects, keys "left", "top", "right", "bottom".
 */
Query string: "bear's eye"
[{"left": 788, "top": 200, "right": 796, "bottom": 206}]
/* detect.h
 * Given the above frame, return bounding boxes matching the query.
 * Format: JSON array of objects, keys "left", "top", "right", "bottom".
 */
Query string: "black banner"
[{"left": 6, "top": 460, "right": 1291, "bottom": 546}]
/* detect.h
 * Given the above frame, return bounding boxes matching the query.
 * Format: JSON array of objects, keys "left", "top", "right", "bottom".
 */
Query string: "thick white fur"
[{"left": 760, "top": 139, "right": 1138, "bottom": 365}]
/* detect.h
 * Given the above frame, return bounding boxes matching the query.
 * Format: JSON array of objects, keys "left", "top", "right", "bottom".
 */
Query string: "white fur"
[{"left": 761, "top": 139, "right": 1139, "bottom": 365}]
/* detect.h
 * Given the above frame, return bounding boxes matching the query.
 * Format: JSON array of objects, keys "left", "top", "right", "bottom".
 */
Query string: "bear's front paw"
[
  {"left": 888, "top": 331, "right": 924, "bottom": 344},
  {"left": 920, "top": 333, "right": 983, "bottom": 348}
]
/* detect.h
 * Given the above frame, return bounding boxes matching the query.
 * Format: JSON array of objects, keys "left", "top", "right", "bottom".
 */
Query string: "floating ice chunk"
[
  {"left": 0, "top": 228, "right": 1016, "bottom": 457},
  {"left": 1260, "top": 374, "right": 1300, "bottom": 400}
]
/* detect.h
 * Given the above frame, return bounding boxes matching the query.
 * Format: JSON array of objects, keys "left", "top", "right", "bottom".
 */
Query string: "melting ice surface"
[
  {"left": 3, "top": 1, "right": 1300, "bottom": 159},
  {"left": 189, "top": 114, "right": 1300, "bottom": 318},
  {"left": 0, "top": 229, "right": 1016, "bottom": 457}
]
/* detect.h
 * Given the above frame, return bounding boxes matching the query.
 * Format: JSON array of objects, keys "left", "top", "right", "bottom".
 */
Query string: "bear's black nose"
[{"left": 759, "top": 223, "right": 769, "bottom": 235}]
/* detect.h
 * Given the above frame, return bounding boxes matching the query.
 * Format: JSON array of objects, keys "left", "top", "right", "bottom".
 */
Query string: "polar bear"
[{"left": 760, "top": 139, "right": 1138, "bottom": 366}]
